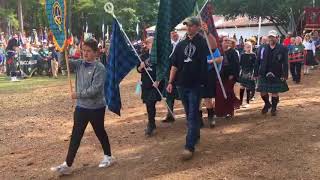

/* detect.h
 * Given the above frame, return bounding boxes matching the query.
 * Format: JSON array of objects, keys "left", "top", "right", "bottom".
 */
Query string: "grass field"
[{"left": 0, "top": 74, "right": 74, "bottom": 93}]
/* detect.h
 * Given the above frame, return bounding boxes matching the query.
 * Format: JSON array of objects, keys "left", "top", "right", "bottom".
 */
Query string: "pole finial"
[{"left": 104, "top": 2, "right": 115, "bottom": 17}]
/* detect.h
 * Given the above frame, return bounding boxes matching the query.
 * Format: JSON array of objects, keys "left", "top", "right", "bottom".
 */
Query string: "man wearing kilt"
[
  {"left": 239, "top": 41, "right": 257, "bottom": 108},
  {"left": 255, "top": 30, "right": 289, "bottom": 116}
]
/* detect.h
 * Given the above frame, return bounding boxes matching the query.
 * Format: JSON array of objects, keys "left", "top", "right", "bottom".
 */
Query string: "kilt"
[
  {"left": 238, "top": 71, "right": 255, "bottom": 90},
  {"left": 141, "top": 80, "right": 164, "bottom": 104},
  {"left": 257, "top": 76, "right": 289, "bottom": 93},
  {"left": 201, "top": 69, "right": 217, "bottom": 98},
  {"left": 142, "top": 87, "right": 162, "bottom": 104},
  {"left": 306, "top": 50, "right": 318, "bottom": 66}
]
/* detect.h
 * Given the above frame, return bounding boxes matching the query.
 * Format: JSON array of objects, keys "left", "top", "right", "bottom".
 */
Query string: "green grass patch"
[{"left": 0, "top": 74, "right": 75, "bottom": 93}]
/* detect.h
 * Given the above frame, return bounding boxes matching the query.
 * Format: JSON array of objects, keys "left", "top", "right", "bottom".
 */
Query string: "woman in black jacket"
[{"left": 215, "top": 36, "right": 240, "bottom": 118}]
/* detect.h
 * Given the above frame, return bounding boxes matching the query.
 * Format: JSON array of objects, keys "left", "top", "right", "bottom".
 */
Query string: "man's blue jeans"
[{"left": 177, "top": 86, "right": 201, "bottom": 152}]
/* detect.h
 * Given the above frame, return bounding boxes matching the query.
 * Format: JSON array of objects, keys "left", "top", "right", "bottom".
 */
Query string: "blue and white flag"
[{"left": 105, "top": 19, "right": 139, "bottom": 116}]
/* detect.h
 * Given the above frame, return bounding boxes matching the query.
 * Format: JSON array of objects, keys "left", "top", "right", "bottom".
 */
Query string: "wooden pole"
[{"left": 64, "top": 50, "right": 73, "bottom": 95}]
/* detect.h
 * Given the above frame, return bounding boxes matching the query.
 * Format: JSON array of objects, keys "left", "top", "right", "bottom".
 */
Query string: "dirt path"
[{"left": 1, "top": 70, "right": 320, "bottom": 180}]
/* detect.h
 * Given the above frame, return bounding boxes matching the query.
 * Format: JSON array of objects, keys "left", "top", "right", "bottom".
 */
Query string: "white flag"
[
  {"left": 85, "top": 21, "right": 88, "bottom": 33},
  {"left": 102, "top": 23, "right": 105, "bottom": 38},
  {"left": 106, "top": 25, "right": 109, "bottom": 41},
  {"left": 136, "top": 23, "right": 139, "bottom": 36}
]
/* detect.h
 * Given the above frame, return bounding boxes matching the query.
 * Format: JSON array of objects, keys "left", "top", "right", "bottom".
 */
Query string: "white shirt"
[
  {"left": 303, "top": 41, "right": 316, "bottom": 55},
  {"left": 169, "top": 38, "right": 181, "bottom": 58}
]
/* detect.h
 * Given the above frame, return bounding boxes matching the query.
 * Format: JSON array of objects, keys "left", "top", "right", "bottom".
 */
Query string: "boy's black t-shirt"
[{"left": 171, "top": 33, "right": 209, "bottom": 88}]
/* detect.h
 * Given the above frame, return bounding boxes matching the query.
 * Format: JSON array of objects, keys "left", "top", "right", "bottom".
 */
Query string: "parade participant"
[
  {"left": 255, "top": 30, "right": 289, "bottom": 116},
  {"left": 288, "top": 36, "right": 304, "bottom": 84},
  {"left": 201, "top": 47, "right": 222, "bottom": 128},
  {"left": 230, "top": 38, "right": 240, "bottom": 59},
  {"left": 287, "top": 37, "right": 296, "bottom": 52},
  {"left": 167, "top": 17, "right": 214, "bottom": 160},
  {"left": 239, "top": 41, "right": 257, "bottom": 108},
  {"left": 51, "top": 38, "right": 113, "bottom": 175},
  {"left": 312, "top": 31, "right": 320, "bottom": 63},
  {"left": 257, "top": 36, "right": 269, "bottom": 59},
  {"left": 215, "top": 37, "right": 240, "bottom": 118},
  {"left": 200, "top": 31, "right": 220, "bottom": 128},
  {"left": 303, "top": 33, "right": 317, "bottom": 74},
  {"left": 283, "top": 32, "right": 293, "bottom": 47},
  {"left": 248, "top": 36, "right": 257, "bottom": 53},
  {"left": 137, "top": 37, "right": 164, "bottom": 136},
  {"left": 162, "top": 31, "right": 181, "bottom": 123}
]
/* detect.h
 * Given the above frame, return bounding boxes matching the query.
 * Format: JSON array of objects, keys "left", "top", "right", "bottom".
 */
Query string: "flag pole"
[
  {"left": 197, "top": 1, "right": 227, "bottom": 99},
  {"left": 65, "top": 49, "right": 73, "bottom": 95},
  {"left": 257, "top": 16, "right": 262, "bottom": 46},
  {"left": 104, "top": 2, "right": 176, "bottom": 119}
]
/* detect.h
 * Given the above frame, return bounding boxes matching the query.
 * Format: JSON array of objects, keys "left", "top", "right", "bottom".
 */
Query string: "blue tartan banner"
[
  {"left": 45, "top": 0, "right": 67, "bottom": 51},
  {"left": 105, "top": 19, "right": 139, "bottom": 116}
]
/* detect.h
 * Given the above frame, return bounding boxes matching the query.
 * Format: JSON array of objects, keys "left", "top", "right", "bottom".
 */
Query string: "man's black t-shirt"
[{"left": 171, "top": 33, "right": 209, "bottom": 88}]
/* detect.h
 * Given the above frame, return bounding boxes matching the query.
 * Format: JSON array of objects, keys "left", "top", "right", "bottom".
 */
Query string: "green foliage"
[
  {"left": 0, "top": 0, "right": 48, "bottom": 33},
  {"left": 213, "top": 0, "right": 316, "bottom": 34},
  {"left": 0, "top": 7, "right": 19, "bottom": 30}
]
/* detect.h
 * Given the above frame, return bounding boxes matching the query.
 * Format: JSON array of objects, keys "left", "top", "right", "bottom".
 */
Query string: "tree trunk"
[{"left": 17, "top": 0, "right": 23, "bottom": 33}]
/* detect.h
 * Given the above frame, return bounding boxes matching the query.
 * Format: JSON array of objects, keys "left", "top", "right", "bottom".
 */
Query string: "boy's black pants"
[{"left": 66, "top": 107, "right": 111, "bottom": 166}]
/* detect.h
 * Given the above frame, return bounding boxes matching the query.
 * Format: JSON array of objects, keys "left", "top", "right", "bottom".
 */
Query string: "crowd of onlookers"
[
  {"left": 1, "top": 28, "right": 319, "bottom": 83},
  {"left": 0, "top": 30, "right": 110, "bottom": 81}
]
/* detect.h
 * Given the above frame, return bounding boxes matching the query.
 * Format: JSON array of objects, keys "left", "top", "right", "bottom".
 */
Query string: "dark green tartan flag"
[{"left": 150, "top": 0, "right": 196, "bottom": 81}]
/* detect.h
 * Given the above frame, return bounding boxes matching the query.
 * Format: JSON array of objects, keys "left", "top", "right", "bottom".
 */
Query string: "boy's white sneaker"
[
  {"left": 50, "top": 162, "right": 72, "bottom": 175},
  {"left": 98, "top": 155, "right": 114, "bottom": 168}
]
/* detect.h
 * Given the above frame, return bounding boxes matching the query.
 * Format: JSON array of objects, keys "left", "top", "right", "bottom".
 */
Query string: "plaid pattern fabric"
[
  {"left": 150, "top": 0, "right": 196, "bottom": 81},
  {"left": 200, "top": 0, "right": 220, "bottom": 49},
  {"left": 288, "top": 52, "right": 304, "bottom": 63},
  {"left": 105, "top": 19, "right": 139, "bottom": 116},
  {"left": 257, "top": 77, "right": 289, "bottom": 93},
  {"left": 288, "top": 45, "right": 305, "bottom": 63}
]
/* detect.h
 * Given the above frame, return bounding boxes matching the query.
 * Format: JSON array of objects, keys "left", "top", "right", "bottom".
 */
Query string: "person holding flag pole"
[
  {"left": 198, "top": 0, "right": 224, "bottom": 128},
  {"left": 103, "top": 3, "right": 175, "bottom": 136},
  {"left": 47, "top": 0, "right": 113, "bottom": 175}
]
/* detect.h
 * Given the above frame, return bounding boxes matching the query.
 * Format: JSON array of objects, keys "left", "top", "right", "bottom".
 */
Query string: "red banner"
[{"left": 305, "top": 7, "right": 320, "bottom": 30}]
